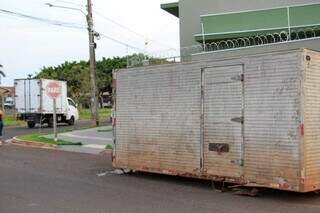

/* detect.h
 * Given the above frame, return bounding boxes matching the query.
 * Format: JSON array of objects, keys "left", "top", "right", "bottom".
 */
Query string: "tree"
[
  {"left": 96, "top": 56, "right": 126, "bottom": 106},
  {"left": 36, "top": 56, "right": 127, "bottom": 107},
  {"left": 64, "top": 64, "right": 91, "bottom": 107},
  {"left": 37, "top": 62, "right": 90, "bottom": 107},
  {"left": 36, "top": 54, "right": 165, "bottom": 107}
]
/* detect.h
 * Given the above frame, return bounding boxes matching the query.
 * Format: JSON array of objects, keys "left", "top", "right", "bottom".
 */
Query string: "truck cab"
[
  {"left": 21, "top": 97, "right": 79, "bottom": 128},
  {"left": 66, "top": 97, "right": 79, "bottom": 125}
]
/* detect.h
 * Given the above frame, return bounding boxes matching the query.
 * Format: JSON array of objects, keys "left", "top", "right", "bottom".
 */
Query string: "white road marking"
[
  {"left": 82, "top": 144, "right": 106, "bottom": 149},
  {"left": 96, "top": 170, "right": 124, "bottom": 177},
  {"left": 96, "top": 172, "right": 108, "bottom": 177},
  {"left": 62, "top": 133, "right": 112, "bottom": 142}
]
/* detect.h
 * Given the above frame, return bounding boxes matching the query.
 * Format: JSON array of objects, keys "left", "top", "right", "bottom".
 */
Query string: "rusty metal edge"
[
  {"left": 113, "top": 162, "right": 314, "bottom": 193},
  {"left": 113, "top": 163, "right": 244, "bottom": 184}
]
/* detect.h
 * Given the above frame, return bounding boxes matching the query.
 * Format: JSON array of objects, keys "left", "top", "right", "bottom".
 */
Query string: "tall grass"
[{"left": 79, "top": 108, "right": 112, "bottom": 120}]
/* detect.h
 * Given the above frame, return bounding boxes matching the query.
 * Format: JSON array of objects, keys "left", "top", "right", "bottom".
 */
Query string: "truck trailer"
[
  {"left": 112, "top": 48, "right": 320, "bottom": 193},
  {"left": 15, "top": 79, "right": 79, "bottom": 128}
]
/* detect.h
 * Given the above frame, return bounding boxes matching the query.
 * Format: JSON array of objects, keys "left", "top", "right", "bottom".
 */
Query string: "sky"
[{"left": 0, "top": 0, "right": 179, "bottom": 86}]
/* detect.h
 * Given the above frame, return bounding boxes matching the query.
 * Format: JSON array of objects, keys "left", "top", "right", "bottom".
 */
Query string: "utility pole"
[
  {"left": 86, "top": 0, "right": 99, "bottom": 126},
  {"left": 46, "top": 2, "right": 99, "bottom": 126}
]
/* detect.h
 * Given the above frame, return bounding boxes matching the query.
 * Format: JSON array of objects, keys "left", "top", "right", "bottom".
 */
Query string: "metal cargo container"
[
  {"left": 14, "top": 78, "right": 79, "bottom": 128},
  {"left": 112, "top": 49, "right": 320, "bottom": 192},
  {"left": 15, "top": 79, "right": 68, "bottom": 114}
]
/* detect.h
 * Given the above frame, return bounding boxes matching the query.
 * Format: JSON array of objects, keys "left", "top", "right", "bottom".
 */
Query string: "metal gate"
[{"left": 203, "top": 65, "right": 244, "bottom": 177}]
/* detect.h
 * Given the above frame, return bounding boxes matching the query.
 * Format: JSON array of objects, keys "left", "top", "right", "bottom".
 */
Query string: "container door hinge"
[
  {"left": 231, "top": 159, "right": 244, "bottom": 166},
  {"left": 231, "top": 74, "right": 244, "bottom": 82}
]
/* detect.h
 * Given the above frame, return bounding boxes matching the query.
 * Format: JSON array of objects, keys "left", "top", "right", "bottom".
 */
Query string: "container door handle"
[{"left": 231, "top": 116, "right": 244, "bottom": 124}]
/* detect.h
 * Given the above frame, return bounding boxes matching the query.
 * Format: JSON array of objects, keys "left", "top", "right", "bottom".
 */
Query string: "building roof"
[{"left": 161, "top": 2, "right": 179, "bottom": 18}]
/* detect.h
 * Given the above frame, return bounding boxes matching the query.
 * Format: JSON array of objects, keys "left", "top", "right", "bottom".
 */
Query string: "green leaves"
[
  {"left": 36, "top": 53, "right": 161, "bottom": 107},
  {"left": 36, "top": 56, "right": 128, "bottom": 107}
]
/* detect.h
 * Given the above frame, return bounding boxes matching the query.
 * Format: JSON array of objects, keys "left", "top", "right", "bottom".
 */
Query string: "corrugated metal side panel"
[
  {"left": 303, "top": 50, "right": 320, "bottom": 192},
  {"left": 244, "top": 51, "right": 302, "bottom": 190},
  {"left": 114, "top": 63, "right": 201, "bottom": 173}
]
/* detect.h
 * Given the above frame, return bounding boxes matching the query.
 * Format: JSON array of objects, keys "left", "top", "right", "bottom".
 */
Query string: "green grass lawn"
[
  {"left": 79, "top": 108, "right": 112, "bottom": 120},
  {"left": 4, "top": 115, "right": 25, "bottom": 127},
  {"left": 105, "top": 144, "right": 113, "bottom": 149},
  {"left": 17, "top": 133, "right": 82, "bottom": 146},
  {"left": 3, "top": 108, "right": 112, "bottom": 126}
]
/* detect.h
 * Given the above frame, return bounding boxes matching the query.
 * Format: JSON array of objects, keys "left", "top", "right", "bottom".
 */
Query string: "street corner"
[{"left": 44, "top": 125, "right": 113, "bottom": 155}]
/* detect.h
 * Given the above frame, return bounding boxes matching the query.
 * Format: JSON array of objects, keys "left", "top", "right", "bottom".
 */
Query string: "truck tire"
[
  {"left": 48, "top": 117, "right": 53, "bottom": 128},
  {"left": 68, "top": 116, "right": 75, "bottom": 126},
  {"left": 27, "top": 121, "right": 35, "bottom": 128}
]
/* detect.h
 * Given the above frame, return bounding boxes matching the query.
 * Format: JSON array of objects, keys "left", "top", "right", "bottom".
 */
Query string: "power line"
[
  {"left": 45, "top": 0, "right": 175, "bottom": 49},
  {"left": 94, "top": 10, "right": 175, "bottom": 49},
  {"left": 95, "top": 11, "right": 145, "bottom": 39},
  {"left": 0, "top": 8, "right": 85, "bottom": 29},
  {"left": 99, "top": 33, "right": 145, "bottom": 52},
  {"left": 55, "top": 2, "right": 152, "bottom": 41},
  {"left": 55, "top": 0, "right": 85, "bottom": 7},
  {"left": 0, "top": 8, "right": 146, "bottom": 52}
]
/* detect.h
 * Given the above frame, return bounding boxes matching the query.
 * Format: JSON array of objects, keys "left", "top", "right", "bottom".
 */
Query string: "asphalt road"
[
  {"left": 3, "top": 120, "right": 109, "bottom": 140},
  {"left": 1, "top": 145, "right": 320, "bottom": 213}
]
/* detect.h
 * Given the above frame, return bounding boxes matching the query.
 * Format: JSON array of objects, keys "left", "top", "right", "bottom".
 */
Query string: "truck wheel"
[
  {"left": 27, "top": 121, "right": 35, "bottom": 128},
  {"left": 68, "top": 116, "right": 75, "bottom": 126},
  {"left": 48, "top": 117, "right": 53, "bottom": 128}
]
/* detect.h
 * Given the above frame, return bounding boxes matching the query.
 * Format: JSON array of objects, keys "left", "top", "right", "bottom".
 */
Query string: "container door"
[
  {"left": 14, "top": 80, "right": 26, "bottom": 113},
  {"left": 203, "top": 65, "right": 244, "bottom": 178},
  {"left": 14, "top": 79, "right": 40, "bottom": 113},
  {"left": 28, "top": 79, "right": 41, "bottom": 113}
]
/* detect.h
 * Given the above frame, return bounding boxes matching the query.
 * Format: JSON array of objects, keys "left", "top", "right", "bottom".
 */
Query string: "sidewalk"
[{"left": 45, "top": 126, "right": 113, "bottom": 154}]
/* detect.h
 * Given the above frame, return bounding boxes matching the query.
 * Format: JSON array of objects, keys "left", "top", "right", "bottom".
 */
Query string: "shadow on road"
[{"left": 126, "top": 171, "right": 320, "bottom": 201}]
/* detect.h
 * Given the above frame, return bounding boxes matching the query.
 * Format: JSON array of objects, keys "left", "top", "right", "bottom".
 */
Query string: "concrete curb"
[
  {"left": 10, "top": 137, "right": 58, "bottom": 150},
  {"left": 99, "top": 149, "right": 112, "bottom": 156}
]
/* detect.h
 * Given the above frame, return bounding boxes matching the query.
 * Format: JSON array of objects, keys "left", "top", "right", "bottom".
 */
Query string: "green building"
[{"left": 161, "top": 0, "right": 320, "bottom": 54}]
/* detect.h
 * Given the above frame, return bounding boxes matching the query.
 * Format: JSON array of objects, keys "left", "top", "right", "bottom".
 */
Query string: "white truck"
[{"left": 14, "top": 79, "right": 79, "bottom": 128}]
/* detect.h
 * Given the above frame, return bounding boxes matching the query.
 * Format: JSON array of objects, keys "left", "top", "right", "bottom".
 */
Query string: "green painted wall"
[
  {"left": 290, "top": 4, "right": 320, "bottom": 26},
  {"left": 178, "top": 0, "right": 320, "bottom": 48},
  {"left": 201, "top": 8, "right": 288, "bottom": 35},
  {"left": 197, "top": 3, "right": 320, "bottom": 41}
]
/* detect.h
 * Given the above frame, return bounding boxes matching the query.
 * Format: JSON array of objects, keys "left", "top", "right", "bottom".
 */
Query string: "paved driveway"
[{"left": 45, "top": 126, "right": 113, "bottom": 154}]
